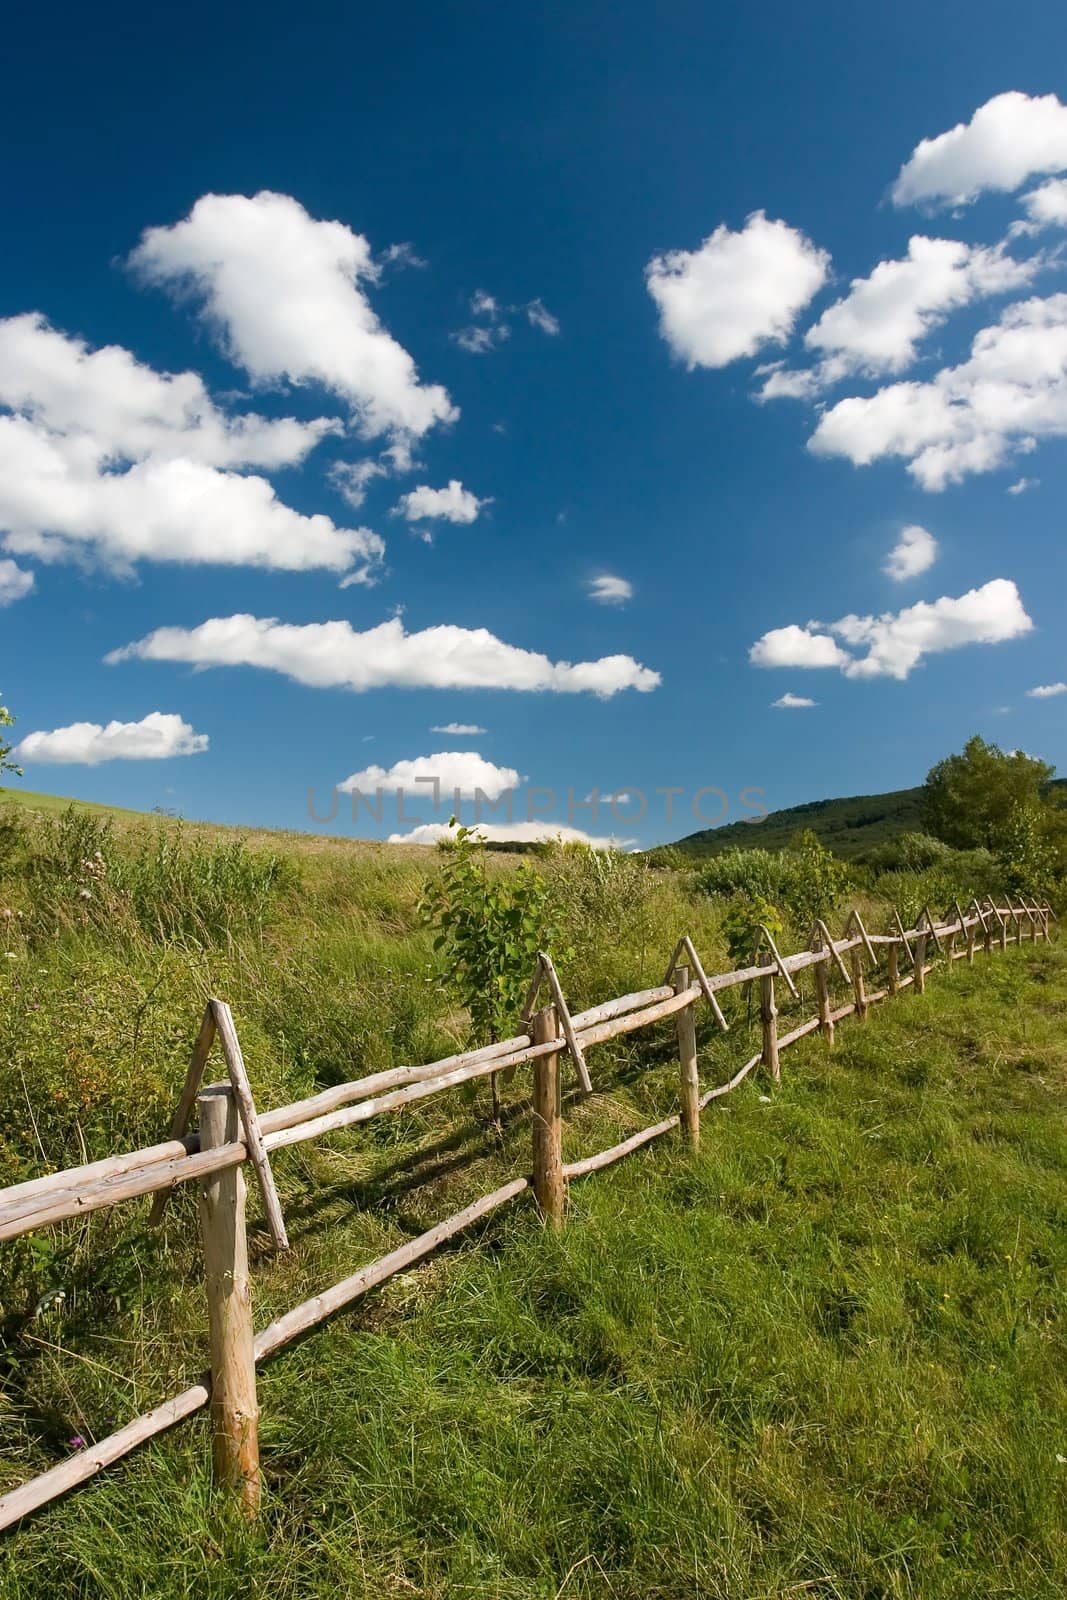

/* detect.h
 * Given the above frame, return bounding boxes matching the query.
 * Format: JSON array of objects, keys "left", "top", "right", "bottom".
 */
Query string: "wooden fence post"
[
  {"left": 850, "top": 945, "right": 868, "bottom": 1019},
  {"left": 914, "top": 925, "right": 928, "bottom": 994},
  {"left": 886, "top": 939, "right": 899, "bottom": 997},
  {"left": 812, "top": 936, "right": 835, "bottom": 1046},
  {"left": 760, "top": 972, "right": 780, "bottom": 1082},
  {"left": 531, "top": 1006, "right": 565, "bottom": 1228},
  {"left": 197, "top": 1083, "right": 260, "bottom": 1518},
  {"left": 673, "top": 967, "right": 700, "bottom": 1151}
]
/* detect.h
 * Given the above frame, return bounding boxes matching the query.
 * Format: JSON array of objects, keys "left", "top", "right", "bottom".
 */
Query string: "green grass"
[{"left": 0, "top": 941, "right": 1064, "bottom": 1598}]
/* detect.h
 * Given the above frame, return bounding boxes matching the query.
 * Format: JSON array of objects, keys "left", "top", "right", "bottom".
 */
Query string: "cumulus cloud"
[
  {"left": 388, "top": 820, "right": 633, "bottom": 849},
  {"left": 587, "top": 574, "right": 633, "bottom": 605},
  {"left": 0, "top": 314, "right": 382, "bottom": 579},
  {"left": 0, "top": 558, "right": 34, "bottom": 605},
  {"left": 339, "top": 751, "right": 520, "bottom": 799},
  {"left": 646, "top": 211, "right": 829, "bottom": 369},
  {"left": 772, "top": 693, "right": 817, "bottom": 708},
  {"left": 1020, "top": 177, "right": 1067, "bottom": 229},
  {"left": 1007, "top": 476, "right": 1039, "bottom": 494},
  {"left": 1026, "top": 681, "right": 1067, "bottom": 698},
  {"left": 394, "top": 480, "right": 489, "bottom": 524},
  {"left": 14, "top": 711, "right": 208, "bottom": 765},
  {"left": 107, "top": 614, "right": 662, "bottom": 697},
  {"left": 130, "top": 191, "right": 457, "bottom": 443},
  {"left": 810, "top": 294, "right": 1067, "bottom": 489},
  {"left": 892, "top": 91, "right": 1067, "bottom": 208},
  {"left": 750, "top": 625, "right": 850, "bottom": 670},
  {"left": 797, "top": 237, "right": 1041, "bottom": 385},
  {"left": 883, "top": 524, "right": 938, "bottom": 581},
  {"left": 750, "top": 578, "right": 1032, "bottom": 680},
  {"left": 430, "top": 723, "right": 486, "bottom": 735}
]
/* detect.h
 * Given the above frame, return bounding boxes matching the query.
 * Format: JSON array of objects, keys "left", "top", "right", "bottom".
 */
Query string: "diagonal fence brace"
[
  {"left": 664, "top": 935, "right": 729, "bottom": 1032},
  {"left": 918, "top": 905, "right": 944, "bottom": 954},
  {"left": 892, "top": 908, "right": 915, "bottom": 965},
  {"left": 756, "top": 925, "right": 800, "bottom": 1000},
  {"left": 148, "top": 998, "right": 289, "bottom": 1252},
  {"left": 813, "top": 918, "right": 853, "bottom": 985},
  {"left": 522, "top": 953, "right": 593, "bottom": 1093},
  {"left": 844, "top": 908, "right": 877, "bottom": 967}
]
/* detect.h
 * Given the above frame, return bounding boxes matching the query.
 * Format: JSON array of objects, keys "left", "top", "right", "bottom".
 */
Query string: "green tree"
[
  {"left": 1, "top": 693, "right": 21, "bottom": 778},
  {"left": 421, "top": 823, "right": 557, "bottom": 1045},
  {"left": 922, "top": 736, "right": 1055, "bottom": 851}
]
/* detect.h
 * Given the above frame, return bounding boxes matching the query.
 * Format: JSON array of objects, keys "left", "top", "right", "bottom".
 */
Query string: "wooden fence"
[{"left": 0, "top": 894, "right": 1054, "bottom": 1530}]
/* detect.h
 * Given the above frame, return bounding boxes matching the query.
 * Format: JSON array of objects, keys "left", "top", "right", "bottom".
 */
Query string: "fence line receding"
[{"left": 0, "top": 896, "right": 1054, "bottom": 1531}]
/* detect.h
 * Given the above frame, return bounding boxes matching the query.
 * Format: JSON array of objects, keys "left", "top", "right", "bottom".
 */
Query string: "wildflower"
[
  {"left": 1057, "top": 1454, "right": 1066, "bottom": 1466},
  {"left": 68, "top": 1435, "right": 86, "bottom": 1451},
  {"left": 758, "top": 1094, "right": 771, "bottom": 1104}
]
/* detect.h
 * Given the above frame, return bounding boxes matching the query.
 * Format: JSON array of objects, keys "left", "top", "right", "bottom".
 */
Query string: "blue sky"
[{"left": 3, "top": 0, "right": 1067, "bottom": 848}]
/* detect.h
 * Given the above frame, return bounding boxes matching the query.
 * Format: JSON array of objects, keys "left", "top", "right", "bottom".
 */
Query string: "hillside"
[{"left": 668, "top": 784, "right": 927, "bottom": 860}]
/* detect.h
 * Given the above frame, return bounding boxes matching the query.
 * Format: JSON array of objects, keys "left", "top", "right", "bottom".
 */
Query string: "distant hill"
[{"left": 667, "top": 785, "right": 927, "bottom": 861}]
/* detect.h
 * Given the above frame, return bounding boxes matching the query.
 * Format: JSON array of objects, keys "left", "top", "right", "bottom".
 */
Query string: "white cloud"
[
  {"left": 883, "top": 524, "right": 938, "bottom": 581},
  {"left": 0, "top": 417, "right": 384, "bottom": 578},
  {"left": 453, "top": 324, "right": 509, "bottom": 355},
  {"left": 1026, "top": 682, "right": 1067, "bottom": 698},
  {"left": 430, "top": 723, "right": 486, "bottom": 735},
  {"left": 587, "top": 574, "right": 633, "bottom": 606},
  {"left": 1007, "top": 476, "right": 1039, "bottom": 494},
  {"left": 892, "top": 91, "right": 1067, "bottom": 208},
  {"left": 750, "top": 625, "right": 850, "bottom": 670},
  {"left": 0, "top": 558, "right": 34, "bottom": 605},
  {"left": 1020, "top": 177, "right": 1067, "bottom": 229},
  {"left": 646, "top": 211, "right": 829, "bottom": 369},
  {"left": 453, "top": 290, "right": 557, "bottom": 353},
  {"left": 750, "top": 578, "right": 1032, "bottom": 681},
  {"left": 810, "top": 294, "right": 1067, "bottom": 489},
  {"left": 339, "top": 751, "right": 520, "bottom": 799},
  {"left": 14, "top": 711, "right": 208, "bottom": 765},
  {"left": 0, "top": 314, "right": 382, "bottom": 579},
  {"left": 329, "top": 458, "right": 387, "bottom": 509},
  {"left": 388, "top": 820, "right": 633, "bottom": 849},
  {"left": 394, "top": 480, "right": 489, "bottom": 524},
  {"left": 772, "top": 693, "right": 817, "bottom": 708},
  {"left": 130, "top": 191, "right": 457, "bottom": 443},
  {"left": 0, "top": 313, "right": 334, "bottom": 470},
  {"left": 800, "top": 237, "right": 1041, "bottom": 382},
  {"left": 526, "top": 299, "right": 560, "bottom": 335},
  {"left": 107, "top": 613, "right": 662, "bottom": 697}
]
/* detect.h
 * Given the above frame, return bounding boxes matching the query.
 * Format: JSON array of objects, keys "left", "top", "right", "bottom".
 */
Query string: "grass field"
[{"left": 0, "top": 798, "right": 1064, "bottom": 1597}]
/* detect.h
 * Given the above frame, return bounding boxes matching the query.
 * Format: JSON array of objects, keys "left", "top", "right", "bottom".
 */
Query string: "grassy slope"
[
  {"left": 670, "top": 786, "right": 927, "bottom": 860},
  {"left": 1, "top": 943, "right": 1064, "bottom": 1599}
]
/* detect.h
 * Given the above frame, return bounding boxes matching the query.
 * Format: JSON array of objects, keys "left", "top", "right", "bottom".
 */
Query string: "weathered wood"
[
  {"left": 673, "top": 966, "right": 700, "bottom": 1150},
  {"left": 914, "top": 928, "right": 928, "bottom": 994},
  {"left": 563, "top": 1113, "right": 680, "bottom": 1178},
  {"left": 254, "top": 1177, "right": 529, "bottom": 1360},
  {"left": 814, "top": 919, "right": 853, "bottom": 985},
  {"left": 850, "top": 944, "right": 868, "bottom": 1018},
  {"left": 197, "top": 1084, "right": 259, "bottom": 1518},
  {"left": 210, "top": 1001, "right": 289, "bottom": 1253},
  {"left": 777, "top": 1015, "right": 822, "bottom": 1049},
  {"left": 531, "top": 1006, "right": 565, "bottom": 1228},
  {"left": 0, "top": 1380, "right": 211, "bottom": 1534},
  {"left": 148, "top": 1004, "right": 216, "bottom": 1227},
  {"left": 538, "top": 952, "right": 593, "bottom": 1094},
  {"left": 845, "top": 909, "right": 877, "bottom": 967},
  {"left": 680, "top": 935, "right": 729, "bottom": 1031},
  {"left": 886, "top": 940, "right": 900, "bottom": 997},
  {"left": 760, "top": 973, "right": 780, "bottom": 1082},
  {"left": 758, "top": 924, "right": 800, "bottom": 1000},
  {"left": 811, "top": 929, "right": 835, "bottom": 1046},
  {"left": 893, "top": 908, "right": 915, "bottom": 965}
]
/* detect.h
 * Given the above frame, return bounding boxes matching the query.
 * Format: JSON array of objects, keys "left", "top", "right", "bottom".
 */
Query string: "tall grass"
[{"left": 0, "top": 805, "right": 1063, "bottom": 1596}]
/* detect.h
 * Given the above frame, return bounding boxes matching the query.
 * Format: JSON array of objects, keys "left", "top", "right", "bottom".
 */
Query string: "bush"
[{"left": 697, "top": 831, "right": 852, "bottom": 935}]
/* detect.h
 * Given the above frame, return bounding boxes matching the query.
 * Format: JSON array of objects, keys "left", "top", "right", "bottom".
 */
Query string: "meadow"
[{"left": 0, "top": 793, "right": 1063, "bottom": 1597}]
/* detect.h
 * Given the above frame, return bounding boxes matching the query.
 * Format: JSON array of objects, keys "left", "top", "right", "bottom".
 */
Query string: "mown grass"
[{"left": 0, "top": 922, "right": 1063, "bottom": 1598}]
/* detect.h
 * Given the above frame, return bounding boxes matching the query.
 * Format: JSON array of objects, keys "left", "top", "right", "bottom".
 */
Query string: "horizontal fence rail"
[{"left": 0, "top": 897, "right": 1054, "bottom": 1531}]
